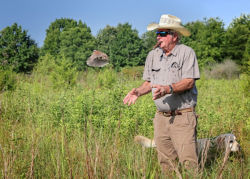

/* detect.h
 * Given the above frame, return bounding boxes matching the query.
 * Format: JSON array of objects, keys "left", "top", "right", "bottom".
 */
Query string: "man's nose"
[{"left": 157, "top": 36, "right": 161, "bottom": 40}]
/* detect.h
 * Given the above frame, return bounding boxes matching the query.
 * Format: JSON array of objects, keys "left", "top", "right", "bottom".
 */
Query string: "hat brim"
[{"left": 147, "top": 23, "right": 190, "bottom": 37}]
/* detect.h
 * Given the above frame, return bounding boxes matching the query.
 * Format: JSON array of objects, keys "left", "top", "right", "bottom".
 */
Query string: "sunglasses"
[{"left": 156, "top": 31, "right": 174, "bottom": 37}]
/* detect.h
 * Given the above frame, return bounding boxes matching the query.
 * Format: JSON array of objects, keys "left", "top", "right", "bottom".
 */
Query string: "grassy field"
[{"left": 0, "top": 66, "right": 249, "bottom": 178}]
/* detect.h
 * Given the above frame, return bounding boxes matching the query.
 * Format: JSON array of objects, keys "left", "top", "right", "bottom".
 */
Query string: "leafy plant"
[
  {"left": 182, "top": 17, "right": 226, "bottom": 68},
  {"left": 0, "top": 68, "right": 17, "bottom": 91},
  {"left": 96, "top": 23, "right": 145, "bottom": 70},
  {"left": 42, "top": 18, "right": 95, "bottom": 70},
  {"left": 49, "top": 56, "right": 78, "bottom": 89},
  {"left": 0, "top": 23, "right": 39, "bottom": 73},
  {"left": 224, "top": 14, "right": 250, "bottom": 66},
  {"left": 97, "top": 67, "right": 117, "bottom": 88},
  {"left": 0, "top": 67, "right": 249, "bottom": 178}
]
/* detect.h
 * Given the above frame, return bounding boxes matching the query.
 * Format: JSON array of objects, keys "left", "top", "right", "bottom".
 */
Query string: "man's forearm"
[
  {"left": 135, "top": 81, "right": 152, "bottom": 97},
  {"left": 152, "top": 78, "right": 195, "bottom": 100},
  {"left": 172, "top": 78, "right": 195, "bottom": 93}
]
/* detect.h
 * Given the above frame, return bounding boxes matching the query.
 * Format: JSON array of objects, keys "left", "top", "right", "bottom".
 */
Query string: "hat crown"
[
  {"left": 159, "top": 14, "right": 181, "bottom": 26},
  {"left": 147, "top": 14, "right": 190, "bottom": 36}
]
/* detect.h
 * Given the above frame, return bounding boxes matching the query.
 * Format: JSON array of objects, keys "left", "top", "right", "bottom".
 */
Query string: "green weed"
[{"left": 0, "top": 67, "right": 249, "bottom": 178}]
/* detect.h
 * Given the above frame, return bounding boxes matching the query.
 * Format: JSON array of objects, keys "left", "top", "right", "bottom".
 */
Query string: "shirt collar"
[
  {"left": 170, "top": 43, "right": 180, "bottom": 57},
  {"left": 158, "top": 43, "right": 180, "bottom": 57}
]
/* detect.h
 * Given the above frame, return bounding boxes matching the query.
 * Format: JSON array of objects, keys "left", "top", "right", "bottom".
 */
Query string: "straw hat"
[{"left": 147, "top": 14, "right": 190, "bottom": 37}]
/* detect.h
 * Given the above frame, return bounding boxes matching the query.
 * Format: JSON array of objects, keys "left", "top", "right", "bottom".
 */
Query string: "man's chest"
[{"left": 150, "top": 55, "right": 183, "bottom": 85}]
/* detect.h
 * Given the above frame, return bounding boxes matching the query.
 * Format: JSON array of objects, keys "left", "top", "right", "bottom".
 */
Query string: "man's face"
[{"left": 156, "top": 29, "right": 178, "bottom": 52}]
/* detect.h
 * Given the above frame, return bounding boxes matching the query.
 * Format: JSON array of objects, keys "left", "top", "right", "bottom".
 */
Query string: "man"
[{"left": 123, "top": 14, "right": 200, "bottom": 175}]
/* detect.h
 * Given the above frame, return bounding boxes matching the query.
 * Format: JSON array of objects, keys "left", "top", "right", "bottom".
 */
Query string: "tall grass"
[{"left": 0, "top": 65, "right": 249, "bottom": 178}]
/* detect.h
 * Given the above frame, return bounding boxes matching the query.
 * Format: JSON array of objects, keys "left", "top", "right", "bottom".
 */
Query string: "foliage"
[
  {"left": 42, "top": 18, "right": 78, "bottom": 56},
  {"left": 96, "top": 67, "right": 117, "bottom": 88},
  {"left": 120, "top": 66, "right": 144, "bottom": 80},
  {"left": 96, "top": 25, "right": 118, "bottom": 57},
  {"left": 49, "top": 57, "right": 78, "bottom": 89},
  {"left": 239, "top": 73, "right": 250, "bottom": 97},
  {"left": 0, "top": 14, "right": 248, "bottom": 74},
  {"left": 182, "top": 18, "right": 226, "bottom": 69},
  {"left": 42, "top": 18, "right": 95, "bottom": 70},
  {"left": 96, "top": 23, "right": 145, "bottom": 70},
  {"left": 0, "top": 68, "right": 17, "bottom": 92},
  {"left": 141, "top": 30, "right": 157, "bottom": 54},
  {"left": 59, "top": 25, "right": 95, "bottom": 70},
  {"left": 33, "top": 54, "right": 57, "bottom": 75},
  {"left": 242, "top": 37, "right": 250, "bottom": 74},
  {"left": 0, "top": 23, "right": 39, "bottom": 73},
  {"left": 114, "top": 23, "right": 145, "bottom": 67},
  {"left": 0, "top": 66, "right": 249, "bottom": 178},
  {"left": 34, "top": 54, "right": 78, "bottom": 89},
  {"left": 224, "top": 14, "right": 250, "bottom": 67}
]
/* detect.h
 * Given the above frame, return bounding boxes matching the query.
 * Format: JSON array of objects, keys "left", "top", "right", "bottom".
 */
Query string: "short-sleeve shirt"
[{"left": 143, "top": 43, "right": 200, "bottom": 112}]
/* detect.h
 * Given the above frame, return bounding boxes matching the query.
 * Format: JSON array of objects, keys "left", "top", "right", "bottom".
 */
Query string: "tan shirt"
[{"left": 143, "top": 43, "right": 200, "bottom": 112}]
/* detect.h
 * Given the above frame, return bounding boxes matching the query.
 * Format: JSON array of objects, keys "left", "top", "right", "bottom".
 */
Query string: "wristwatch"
[{"left": 169, "top": 85, "right": 173, "bottom": 94}]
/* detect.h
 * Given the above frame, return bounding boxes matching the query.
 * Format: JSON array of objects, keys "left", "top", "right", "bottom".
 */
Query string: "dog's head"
[{"left": 215, "top": 134, "right": 240, "bottom": 152}]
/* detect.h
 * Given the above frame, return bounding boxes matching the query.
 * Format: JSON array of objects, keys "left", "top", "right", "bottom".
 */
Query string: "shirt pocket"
[
  {"left": 151, "top": 63, "right": 161, "bottom": 83},
  {"left": 168, "top": 61, "right": 182, "bottom": 83}
]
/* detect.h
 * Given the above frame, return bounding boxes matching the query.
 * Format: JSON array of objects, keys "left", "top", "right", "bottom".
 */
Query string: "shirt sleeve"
[
  {"left": 142, "top": 51, "right": 153, "bottom": 81},
  {"left": 182, "top": 47, "right": 200, "bottom": 80}
]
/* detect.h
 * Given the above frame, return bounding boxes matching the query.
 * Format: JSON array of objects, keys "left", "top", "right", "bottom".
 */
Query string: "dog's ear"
[
  {"left": 217, "top": 136, "right": 225, "bottom": 143},
  {"left": 216, "top": 136, "right": 226, "bottom": 149}
]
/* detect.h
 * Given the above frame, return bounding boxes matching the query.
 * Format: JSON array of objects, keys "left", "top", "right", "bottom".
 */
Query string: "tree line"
[{"left": 0, "top": 14, "right": 249, "bottom": 73}]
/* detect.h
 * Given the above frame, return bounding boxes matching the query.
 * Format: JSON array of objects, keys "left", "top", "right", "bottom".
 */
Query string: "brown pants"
[{"left": 154, "top": 111, "right": 198, "bottom": 173}]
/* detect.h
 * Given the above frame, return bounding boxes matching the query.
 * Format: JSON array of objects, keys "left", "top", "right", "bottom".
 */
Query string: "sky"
[{"left": 0, "top": 0, "right": 249, "bottom": 47}]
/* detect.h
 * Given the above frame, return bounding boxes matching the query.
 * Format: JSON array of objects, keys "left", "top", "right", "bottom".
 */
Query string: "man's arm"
[
  {"left": 152, "top": 78, "right": 194, "bottom": 100},
  {"left": 123, "top": 81, "right": 152, "bottom": 106},
  {"left": 172, "top": 78, "right": 195, "bottom": 93}
]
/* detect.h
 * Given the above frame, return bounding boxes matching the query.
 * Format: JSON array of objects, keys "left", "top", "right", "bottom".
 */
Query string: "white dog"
[{"left": 134, "top": 133, "right": 240, "bottom": 158}]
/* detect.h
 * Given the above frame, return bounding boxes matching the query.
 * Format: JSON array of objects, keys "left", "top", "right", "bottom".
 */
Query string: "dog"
[{"left": 134, "top": 133, "right": 240, "bottom": 159}]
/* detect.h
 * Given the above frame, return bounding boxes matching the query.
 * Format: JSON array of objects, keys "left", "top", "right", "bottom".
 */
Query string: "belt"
[{"left": 157, "top": 107, "right": 194, "bottom": 117}]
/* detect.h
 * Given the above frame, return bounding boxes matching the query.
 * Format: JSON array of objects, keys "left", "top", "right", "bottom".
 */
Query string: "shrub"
[
  {"left": 198, "top": 57, "right": 216, "bottom": 70},
  {"left": 49, "top": 56, "right": 78, "bottom": 89},
  {"left": 204, "top": 59, "right": 240, "bottom": 79},
  {"left": 239, "top": 73, "right": 250, "bottom": 97},
  {"left": 34, "top": 54, "right": 78, "bottom": 89},
  {"left": 34, "top": 54, "right": 57, "bottom": 75},
  {"left": 97, "top": 67, "right": 117, "bottom": 88},
  {"left": 120, "top": 66, "right": 144, "bottom": 80},
  {"left": 0, "top": 68, "right": 17, "bottom": 91}
]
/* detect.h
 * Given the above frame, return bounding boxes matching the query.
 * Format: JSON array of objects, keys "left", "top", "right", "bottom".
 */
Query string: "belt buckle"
[{"left": 163, "top": 112, "right": 171, "bottom": 117}]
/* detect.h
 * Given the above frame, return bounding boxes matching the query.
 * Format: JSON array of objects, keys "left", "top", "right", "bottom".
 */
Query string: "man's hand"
[
  {"left": 152, "top": 85, "right": 169, "bottom": 100},
  {"left": 123, "top": 88, "right": 140, "bottom": 106}
]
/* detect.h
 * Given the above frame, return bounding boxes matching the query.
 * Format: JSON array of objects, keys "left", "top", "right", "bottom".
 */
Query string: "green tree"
[
  {"left": 42, "top": 18, "right": 95, "bottom": 70},
  {"left": 114, "top": 23, "right": 144, "bottom": 67},
  {"left": 224, "top": 14, "right": 250, "bottom": 66},
  {"left": 59, "top": 24, "right": 95, "bottom": 70},
  {"left": 141, "top": 30, "right": 157, "bottom": 56},
  {"left": 242, "top": 37, "right": 250, "bottom": 74},
  {"left": 42, "top": 18, "right": 78, "bottom": 56},
  {"left": 0, "top": 23, "right": 39, "bottom": 73},
  {"left": 96, "top": 25, "right": 118, "bottom": 56},
  {"left": 97, "top": 23, "right": 144, "bottom": 70},
  {"left": 182, "top": 18, "right": 226, "bottom": 68}
]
